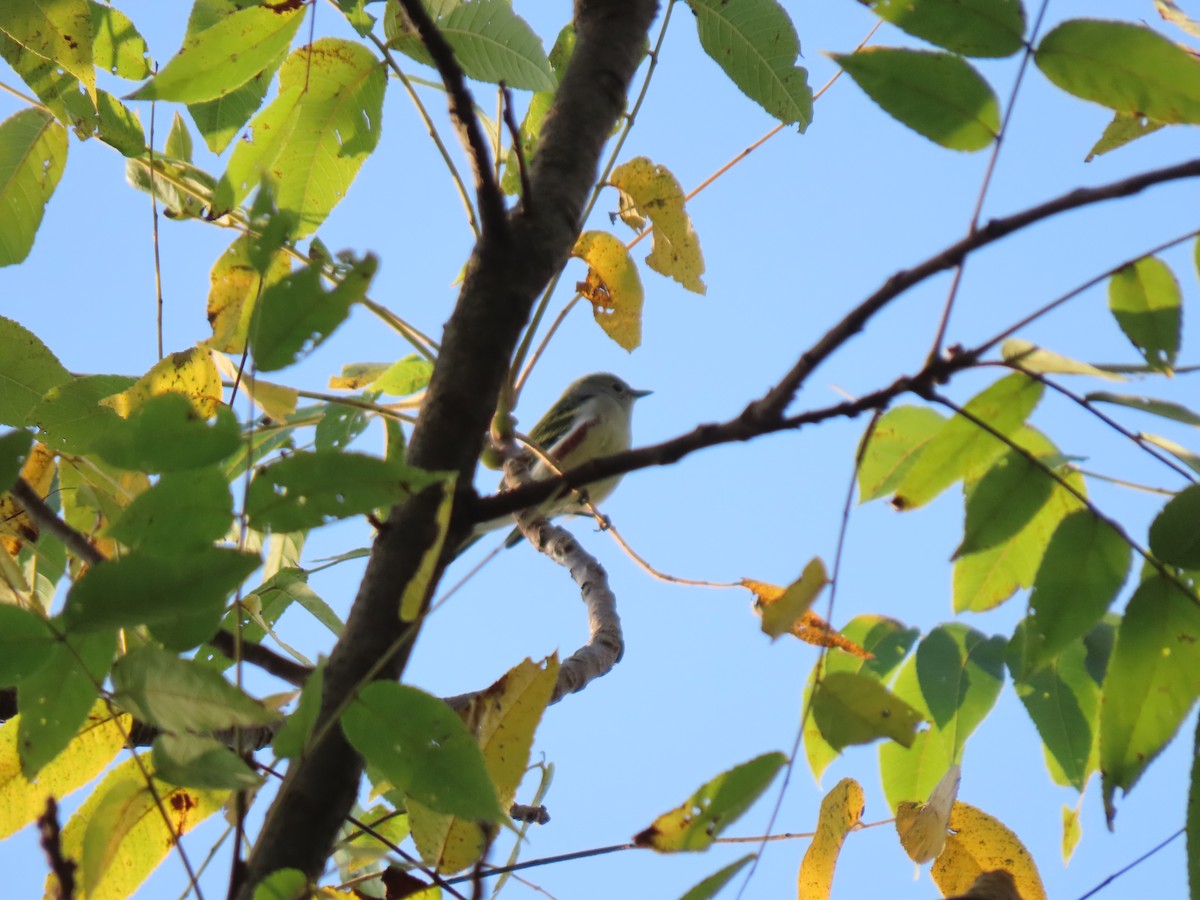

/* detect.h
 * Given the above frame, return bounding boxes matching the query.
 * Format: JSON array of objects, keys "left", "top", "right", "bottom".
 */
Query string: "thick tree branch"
[
  {"left": 237, "top": 3, "right": 658, "bottom": 893},
  {"left": 395, "top": 0, "right": 507, "bottom": 236}
]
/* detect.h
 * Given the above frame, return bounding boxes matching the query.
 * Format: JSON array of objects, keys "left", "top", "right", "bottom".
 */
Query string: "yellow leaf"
[
  {"left": 0, "top": 442, "right": 56, "bottom": 555},
  {"left": 895, "top": 764, "right": 960, "bottom": 863},
  {"left": 930, "top": 801, "right": 1047, "bottom": 900},
  {"left": 102, "top": 347, "right": 223, "bottom": 419},
  {"left": 0, "top": 704, "right": 128, "bottom": 841},
  {"left": 410, "top": 655, "right": 559, "bottom": 873},
  {"left": 211, "top": 353, "right": 298, "bottom": 422},
  {"left": 797, "top": 777, "right": 864, "bottom": 899},
  {"left": 328, "top": 362, "right": 390, "bottom": 390},
  {"left": 205, "top": 235, "right": 292, "bottom": 354},
  {"left": 1061, "top": 803, "right": 1081, "bottom": 864},
  {"left": 747, "top": 559, "right": 828, "bottom": 639},
  {"left": 608, "top": 156, "right": 706, "bottom": 294},
  {"left": 572, "top": 230, "right": 645, "bottom": 351},
  {"left": 400, "top": 475, "right": 455, "bottom": 621},
  {"left": 54, "top": 753, "right": 227, "bottom": 900}
]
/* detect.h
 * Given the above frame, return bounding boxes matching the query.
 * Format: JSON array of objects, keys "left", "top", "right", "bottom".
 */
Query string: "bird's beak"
[{"left": 632, "top": 387, "right": 653, "bottom": 399}]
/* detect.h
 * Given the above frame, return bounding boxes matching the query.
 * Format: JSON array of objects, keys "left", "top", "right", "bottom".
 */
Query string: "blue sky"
[{"left": 3, "top": 1, "right": 1199, "bottom": 898}]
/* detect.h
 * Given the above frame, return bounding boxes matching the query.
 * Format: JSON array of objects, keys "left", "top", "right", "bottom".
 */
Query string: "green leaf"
[
  {"left": 0, "top": 603, "right": 54, "bottom": 686},
  {"left": 1108, "top": 257, "right": 1182, "bottom": 371},
  {"left": 246, "top": 450, "right": 440, "bottom": 532},
  {"left": 252, "top": 869, "right": 309, "bottom": 900},
  {"left": 342, "top": 681, "right": 504, "bottom": 821},
  {"left": 687, "top": 0, "right": 813, "bottom": 129},
  {"left": 1085, "top": 111, "right": 1166, "bottom": 162},
  {"left": 164, "top": 111, "right": 193, "bottom": 162},
  {"left": 190, "top": 50, "right": 286, "bottom": 155},
  {"left": 1149, "top": 484, "right": 1200, "bottom": 568},
  {"left": 0, "top": 0, "right": 95, "bottom": 101},
  {"left": 94, "top": 89, "right": 145, "bottom": 157},
  {"left": 878, "top": 658, "right": 952, "bottom": 810},
  {"left": 893, "top": 374, "right": 1043, "bottom": 509},
  {"left": 127, "top": 4, "right": 305, "bottom": 103},
  {"left": 216, "top": 39, "right": 386, "bottom": 239},
  {"left": 93, "top": 394, "right": 240, "bottom": 473},
  {"left": 152, "top": 733, "right": 262, "bottom": 790},
  {"left": 955, "top": 448, "right": 1057, "bottom": 558},
  {"left": 632, "top": 753, "right": 787, "bottom": 851},
  {"left": 1190, "top": 716, "right": 1200, "bottom": 898},
  {"left": 105, "top": 466, "right": 233, "bottom": 553},
  {"left": 17, "top": 629, "right": 117, "bottom": 778},
  {"left": 1101, "top": 574, "right": 1200, "bottom": 823},
  {"left": 64, "top": 546, "right": 259, "bottom": 635},
  {"left": 1036, "top": 19, "right": 1200, "bottom": 125},
  {"left": 1001, "top": 338, "right": 1124, "bottom": 381},
  {"left": 0, "top": 428, "right": 33, "bottom": 492},
  {"left": 1013, "top": 511, "right": 1130, "bottom": 678},
  {"left": 679, "top": 855, "right": 755, "bottom": 900},
  {"left": 373, "top": 356, "right": 436, "bottom": 396},
  {"left": 1142, "top": 433, "right": 1200, "bottom": 476},
  {"left": 90, "top": 1, "right": 152, "bottom": 80},
  {"left": 274, "top": 663, "right": 323, "bottom": 759},
  {"left": 0, "top": 109, "right": 68, "bottom": 267},
  {"left": 858, "top": 406, "right": 947, "bottom": 502},
  {"left": 388, "top": 0, "right": 554, "bottom": 91},
  {"left": 803, "top": 616, "right": 920, "bottom": 781},
  {"left": 112, "top": 645, "right": 279, "bottom": 732},
  {"left": 31, "top": 374, "right": 134, "bottom": 455},
  {"left": 1086, "top": 392, "right": 1200, "bottom": 427},
  {"left": 832, "top": 47, "right": 999, "bottom": 151},
  {"left": 124, "top": 155, "right": 217, "bottom": 220},
  {"left": 812, "top": 671, "right": 924, "bottom": 751},
  {"left": 863, "top": 0, "right": 1026, "bottom": 57},
  {"left": 915, "top": 625, "right": 1006, "bottom": 762},
  {"left": 1009, "top": 619, "right": 1110, "bottom": 790},
  {"left": 250, "top": 254, "right": 378, "bottom": 372}
]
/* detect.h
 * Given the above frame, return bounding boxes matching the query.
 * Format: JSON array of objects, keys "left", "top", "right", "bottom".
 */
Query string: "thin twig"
[{"left": 1075, "top": 828, "right": 1184, "bottom": 900}]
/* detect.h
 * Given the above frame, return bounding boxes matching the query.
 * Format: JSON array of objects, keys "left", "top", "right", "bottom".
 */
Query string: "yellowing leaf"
[
  {"left": 0, "top": 441, "right": 55, "bottom": 555},
  {"left": 410, "top": 655, "right": 559, "bottom": 872},
  {"left": 212, "top": 353, "right": 297, "bottom": 422},
  {"left": 930, "top": 802, "right": 1047, "bottom": 900},
  {"left": 102, "top": 347, "right": 222, "bottom": 418},
  {"left": 812, "top": 671, "right": 924, "bottom": 751},
  {"left": 205, "top": 235, "right": 292, "bottom": 354},
  {"left": 797, "top": 778, "right": 864, "bottom": 899},
  {"left": 400, "top": 475, "right": 454, "bottom": 621},
  {"left": 609, "top": 156, "right": 706, "bottom": 294},
  {"left": 1061, "top": 804, "right": 1081, "bottom": 863},
  {"left": 0, "top": 704, "right": 128, "bottom": 841},
  {"left": 56, "top": 754, "right": 227, "bottom": 900},
  {"left": 895, "top": 763, "right": 960, "bottom": 862},
  {"left": 747, "top": 558, "right": 827, "bottom": 639},
  {"left": 572, "top": 230, "right": 644, "bottom": 351}
]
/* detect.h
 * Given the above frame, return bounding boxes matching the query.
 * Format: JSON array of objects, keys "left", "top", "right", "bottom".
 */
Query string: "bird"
[{"left": 470, "top": 372, "right": 651, "bottom": 551}]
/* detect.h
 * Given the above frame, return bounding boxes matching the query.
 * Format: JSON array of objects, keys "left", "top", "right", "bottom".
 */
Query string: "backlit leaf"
[
  {"left": 857, "top": 406, "right": 947, "bottom": 502},
  {"left": 90, "top": 1, "right": 151, "bottom": 80},
  {"left": 812, "top": 671, "right": 923, "bottom": 751},
  {"left": 102, "top": 346, "right": 223, "bottom": 419},
  {"left": 1086, "top": 111, "right": 1166, "bottom": 162},
  {"left": 915, "top": 625, "right": 1005, "bottom": 762},
  {"left": 632, "top": 753, "right": 786, "bottom": 851},
  {"left": 1036, "top": 19, "right": 1200, "bottom": 125},
  {"left": 205, "top": 234, "right": 293, "bottom": 354},
  {"left": 954, "top": 448, "right": 1057, "bottom": 558},
  {"left": 895, "top": 764, "right": 959, "bottom": 862},
  {"left": 1086, "top": 392, "right": 1200, "bottom": 426},
  {"left": 0, "top": 317, "right": 70, "bottom": 427},
  {"left": 1001, "top": 339, "right": 1123, "bottom": 380},
  {"left": 831, "top": 48, "right": 999, "bottom": 151},
  {"left": 747, "top": 558, "right": 829, "bottom": 639},
  {"left": 609, "top": 156, "right": 706, "bottom": 294},
  {"left": 0, "top": 109, "right": 68, "bottom": 267},
  {"left": 572, "top": 230, "right": 645, "bottom": 351},
  {"left": 1149, "top": 484, "right": 1200, "bottom": 568},
  {"left": 1108, "top": 256, "right": 1181, "bottom": 371},
  {"left": 0, "top": 0, "right": 95, "bottom": 101},
  {"left": 687, "top": 0, "right": 813, "bottom": 129},
  {"left": 34, "top": 374, "right": 134, "bottom": 454},
  {"left": 798, "top": 778, "right": 864, "bottom": 898},
  {"left": 930, "top": 803, "right": 1047, "bottom": 900},
  {"left": 342, "top": 681, "right": 504, "bottom": 822},
  {"left": 863, "top": 0, "right": 1026, "bottom": 57},
  {"left": 679, "top": 856, "right": 755, "bottom": 900},
  {"left": 1101, "top": 573, "right": 1200, "bottom": 823}
]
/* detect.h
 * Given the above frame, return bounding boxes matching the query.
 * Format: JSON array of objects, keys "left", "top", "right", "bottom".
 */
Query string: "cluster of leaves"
[{"left": 1, "top": 0, "right": 1200, "bottom": 898}]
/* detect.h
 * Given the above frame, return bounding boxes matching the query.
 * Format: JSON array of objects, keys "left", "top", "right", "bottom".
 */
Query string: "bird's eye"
[{"left": 612, "top": 381, "right": 625, "bottom": 393}]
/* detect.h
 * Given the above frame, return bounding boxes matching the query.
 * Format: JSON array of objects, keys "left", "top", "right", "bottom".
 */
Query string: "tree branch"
[{"left": 237, "top": 3, "right": 659, "bottom": 893}]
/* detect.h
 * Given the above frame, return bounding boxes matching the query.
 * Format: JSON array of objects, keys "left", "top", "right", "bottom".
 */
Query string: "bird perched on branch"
[{"left": 473, "top": 372, "right": 651, "bottom": 549}]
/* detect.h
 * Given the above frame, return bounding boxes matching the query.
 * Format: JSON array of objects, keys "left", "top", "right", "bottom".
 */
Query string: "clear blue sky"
[{"left": 2, "top": 1, "right": 1198, "bottom": 898}]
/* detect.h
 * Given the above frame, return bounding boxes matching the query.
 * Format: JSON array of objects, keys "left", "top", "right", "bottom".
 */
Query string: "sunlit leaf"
[
  {"left": 1001, "top": 339, "right": 1123, "bottom": 381},
  {"left": 1036, "top": 19, "right": 1200, "bottom": 125},
  {"left": 0, "top": 109, "right": 68, "bottom": 267},
  {"left": 831, "top": 47, "right": 999, "bottom": 151},
  {"left": 915, "top": 625, "right": 1005, "bottom": 762},
  {"left": 342, "top": 681, "right": 504, "bottom": 822},
  {"left": 895, "top": 764, "right": 959, "bottom": 863},
  {"left": 687, "top": 0, "right": 813, "bottom": 129},
  {"left": 0, "top": 0, "right": 95, "bottom": 101},
  {"left": 205, "top": 234, "right": 293, "bottom": 354},
  {"left": 1062, "top": 804, "right": 1082, "bottom": 863},
  {"left": 632, "top": 753, "right": 786, "bottom": 851},
  {"left": 0, "top": 441, "right": 54, "bottom": 555},
  {"left": 1085, "top": 111, "right": 1166, "bottom": 162},
  {"left": 858, "top": 406, "right": 947, "bottom": 502},
  {"left": 798, "top": 778, "right": 864, "bottom": 898},
  {"left": 0, "top": 317, "right": 70, "bottom": 427},
  {"left": 1108, "top": 256, "right": 1181, "bottom": 371},
  {"left": 609, "top": 156, "right": 706, "bottom": 294},
  {"left": 572, "top": 230, "right": 645, "bottom": 351},
  {"left": 746, "top": 558, "right": 828, "bottom": 639},
  {"left": 1086, "top": 392, "right": 1200, "bottom": 426},
  {"left": 893, "top": 374, "right": 1043, "bottom": 509},
  {"left": 863, "top": 0, "right": 1026, "bottom": 57},
  {"left": 812, "top": 671, "right": 923, "bottom": 751},
  {"left": 930, "top": 802, "right": 1047, "bottom": 900},
  {"left": 90, "top": 1, "right": 152, "bottom": 80},
  {"left": 1100, "top": 573, "right": 1200, "bottom": 824},
  {"left": 127, "top": 4, "right": 304, "bottom": 103},
  {"left": 1149, "top": 483, "right": 1200, "bottom": 568},
  {"left": 954, "top": 448, "right": 1057, "bottom": 559},
  {"left": 1012, "top": 511, "right": 1130, "bottom": 679}
]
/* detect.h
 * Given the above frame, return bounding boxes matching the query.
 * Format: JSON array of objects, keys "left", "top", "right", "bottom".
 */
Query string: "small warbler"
[{"left": 475, "top": 372, "right": 651, "bottom": 547}]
